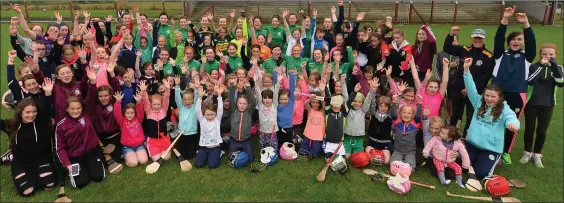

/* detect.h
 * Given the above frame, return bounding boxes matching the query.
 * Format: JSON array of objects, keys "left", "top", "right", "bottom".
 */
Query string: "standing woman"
[
  {"left": 491, "top": 7, "right": 536, "bottom": 164},
  {"left": 520, "top": 44, "right": 563, "bottom": 168},
  {"left": 152, "top": 12, "right": 173, "bottom": 49},
  {"left": 1, "top": 80, "right": 55, "bottom": 196},
  {"left": 412, "top": 25, "right": 437, "bottom": 80},
  {"left": 266, "top": 15, "right": 285, "bottom": 47}
]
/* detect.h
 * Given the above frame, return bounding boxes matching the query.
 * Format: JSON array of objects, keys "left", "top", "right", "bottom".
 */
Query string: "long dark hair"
[
  {"left": 5, "top": 99, "right": 37, "bottom": 151},
  {"left": 477, "top": 84, "right": 504, "bottom": 122}
]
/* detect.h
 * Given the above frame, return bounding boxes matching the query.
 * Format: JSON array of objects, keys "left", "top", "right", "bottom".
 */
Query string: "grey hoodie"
[
  {"left": 228, "top": 85, "right": 257, "bottom": 141},
  {"left": 344, "top": 91, "right": 374, "bottom": 136}
]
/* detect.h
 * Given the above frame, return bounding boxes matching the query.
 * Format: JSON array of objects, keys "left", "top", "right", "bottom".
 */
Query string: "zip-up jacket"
[
  {"left": 391, "top": 103, "right": 422, "bottom": 153},
  {"left": 85, "top": 79, "right": 121, "bottom": 136},
  {"left": 55, "top": 114, "right": 99, "bottom": 167},
  {"left": 114, "top": 102, "right": 145, "bottom": 147},
  {"left": 526, "top": 60, "right": 564, "bottom": 107},
  {"left": 443, "top": 34, "right": 495, "bottom": 93},
  {"left": 229, "top": 85, "right": 256, "bottom": 141},
  {"left": 141, "top": 88, "right": 170, "bottom": 138},
  {"left": 492, "top": 24, "right": 536, "bottom": 93},
  {"left": 175, "top": 86, "right": 199, "bottom": 136}
]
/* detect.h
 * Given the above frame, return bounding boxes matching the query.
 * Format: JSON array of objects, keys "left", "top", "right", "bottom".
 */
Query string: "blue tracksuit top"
[{"left": 492, "top": 24, "right": 536, "bottom": 93}]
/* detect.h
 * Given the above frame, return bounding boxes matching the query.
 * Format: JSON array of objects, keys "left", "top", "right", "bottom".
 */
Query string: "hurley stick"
[
  {"left": 145, "top": 131, "right": 184, "bottom": 174},
  {"left": 316, "top": 143, "right": 343, "bottom": 182},
  {"left": 446, "top": 191, "right": 521, "bottom": 203},
  {"left": 466, "top": 166, "right": 483, "bottom": 192},
  {"left": 173, "top": 148, "right": 192, "bottom": 171}
]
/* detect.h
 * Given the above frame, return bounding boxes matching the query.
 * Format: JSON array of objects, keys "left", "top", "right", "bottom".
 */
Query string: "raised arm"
[
  {"left": 516, "top": 13, "right": 535, "bottom": 63},
  {"left": 109, "top": 33, "right": 127, "bottom": 62},
  {"left": 410, "top": 57, "right": 422, "bottom": 90},
  {"left": 227, "top": 10, "right": 235, "bottom": 34},
  {"left": 195, "top": 96, "right": 205, "bottom": 121},
  {"left": 282, "top": 10, "right": 291, "bottom": 39},
  {"left": 443, "top": 26, "right": 462, "bottom": 56},
  {"left": 462, "top": 58, "right": 481, "bottom": 109},
  {"left": 439, "top": 58, "right": 449, "bottom": 96},
  {"left": 113, "top": 94, "right": 125, "bottom": 125},
  {"left": 496, "top": 6, "right": 516, "bottom": 58},
  {"left": 335, "top": 1, "right": 344, "bottom": 34},
  {"left": 248, "top": 17, "right": 257, "bottom": 43},
  {"left": 12, "top": 4, "right": 36, "bottom": 40}
]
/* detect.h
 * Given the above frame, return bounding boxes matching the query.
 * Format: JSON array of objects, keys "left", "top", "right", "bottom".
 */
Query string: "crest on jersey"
[
  {"left": 107, "top": 105, "right": 113, "bottom": 112},
  {"left": 475, "top": 60, "right": 483, "bottom": 67},
  {"left": 79, "top": 117, "right": 85, "bottom": 125},
  {"left": 74, "top": 89, "right": 80, "bottom": 95}
]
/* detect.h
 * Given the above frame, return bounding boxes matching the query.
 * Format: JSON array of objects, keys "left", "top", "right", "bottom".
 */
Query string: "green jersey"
[
  {"left": 203, "top": 60, "right": 221, "bottom": 74},
  {"left": 262, "top": 57, "right": 287, "bottom": 74},
  {"left": 175, "top": 27, "right": 190, "bottom": 41},
  {"left": 228, "top": 55, "right": 244, "bottom": 70},
  {"left": 134, "top": 33, "right": 153, "bottom": 65},
  {"left": 283, "top": 55, "right": 310, "bottom": 72},
  {"left": 265, "top": 26, "right": 285, "bottom": 47},
  {"left": 214, "top": 37, "right": 232, "bottom": 56},
  {"left": 178, "top": 58, "right": 201, "bottom": 72},
  {"left": 307, "top": 60, "right": 324, "bottom": 73}
]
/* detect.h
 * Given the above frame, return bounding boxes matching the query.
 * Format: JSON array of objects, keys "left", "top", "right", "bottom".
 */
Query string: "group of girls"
[{"left": 1, "top": 1, "right": 562, "bottom": 198}]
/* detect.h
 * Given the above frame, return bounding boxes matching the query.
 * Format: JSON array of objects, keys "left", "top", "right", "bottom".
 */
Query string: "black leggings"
[
  {"left": 448, "top": 89, "right": 474, "bottom": 136},
  {"left": 277, "top": 127, "right": 294, "bottom": 151},
  {"left": 177, "top": 134, "right": 200, "bottom": 160},
  {"left": 11, "top": 158, "right": 55, "bottom": 196},
  {"left": 524, "top": 104, "right": 554, "bottom": 153},
  {"left": 503, "top": 92, "right": 526, "bottom": 153},
  {"left": 99, "top": 132, "right": 122, "bottom": 162},
  {"left": 68, "top": 147, "right": 106, "bottom": 189}
]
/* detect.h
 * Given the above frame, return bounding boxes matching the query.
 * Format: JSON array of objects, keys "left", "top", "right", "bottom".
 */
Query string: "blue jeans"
[
  {"left": 299, "top": 137, "right": 323, "bottom": 157},
  {"left": 195, "top": 146, "right": 221, "bottom": 168},
  {"left": 122, "top": 144, "right": 146, "bottom": 155},
  {"left": 466, "top": 142, "right": 501, "bottom": 180},
  {"left": 228, "top": 138, "right": 254, "bottom": 161}
]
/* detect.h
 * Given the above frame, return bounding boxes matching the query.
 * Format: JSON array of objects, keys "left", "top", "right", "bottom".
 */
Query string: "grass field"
[{"left": 0, "top": 21, "right": 563, "bottom": 202}]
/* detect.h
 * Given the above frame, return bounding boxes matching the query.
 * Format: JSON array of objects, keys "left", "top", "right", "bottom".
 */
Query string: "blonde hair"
[{"left": 429, "top": 116, "right": 444, "bottom": 127}]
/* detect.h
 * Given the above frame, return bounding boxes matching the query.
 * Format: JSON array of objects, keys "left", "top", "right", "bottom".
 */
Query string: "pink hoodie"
[{"left": 422, "top": 136, "right": 470, "bottom": 169}]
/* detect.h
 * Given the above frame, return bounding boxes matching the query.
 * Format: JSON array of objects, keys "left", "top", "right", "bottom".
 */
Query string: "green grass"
[{"left": 0, "top": 23, "right": 563, "bottom": 202}]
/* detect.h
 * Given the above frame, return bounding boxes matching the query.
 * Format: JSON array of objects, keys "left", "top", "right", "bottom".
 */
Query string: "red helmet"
[
  {"left": 350, "top": 152, "right": 371, "bottom": 168},
  {"left": 369, "top": 149, "right": 385, "bottom": 166},
  {"left": 484, "top": 175, "right": 510, "bottom": 197}
]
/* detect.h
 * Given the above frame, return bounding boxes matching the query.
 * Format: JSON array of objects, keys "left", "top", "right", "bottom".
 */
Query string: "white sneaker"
[
  {"left": 533, "top": 153, "right": 544, "bottom": 168},
  {"left": 519, "top": 151, "right": 532, "bottom": 164}
]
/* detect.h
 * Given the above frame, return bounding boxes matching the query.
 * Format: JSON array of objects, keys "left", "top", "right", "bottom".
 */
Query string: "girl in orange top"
[{"left": 301, "top": 91, "right": 326, "bottom": 158}]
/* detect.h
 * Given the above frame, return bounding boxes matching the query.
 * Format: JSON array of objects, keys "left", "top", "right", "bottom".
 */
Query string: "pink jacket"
[
  {"left": 422, "top": 136, "right": 470, "bottom": 169},
  {"left": 282, "top": 76, "right": 309, "bottom": 125},
  {"left": 141, "top": 88, "right": 170, "bottom": 121},
  {"left": 114, "top": 102, "right": 145, "bottom": 147}
]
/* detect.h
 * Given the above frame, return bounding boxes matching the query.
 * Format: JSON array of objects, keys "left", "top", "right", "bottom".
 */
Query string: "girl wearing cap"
[
  {"left": 491, "top": 6, "right": 536, "bottom": 164},
  {"left": 442, "top": 26, "right": 495, "bottom": 135}
]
